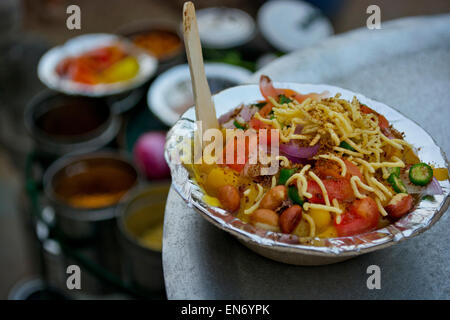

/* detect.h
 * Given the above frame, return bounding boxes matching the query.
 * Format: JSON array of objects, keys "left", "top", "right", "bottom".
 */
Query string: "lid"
[
  {"left": 147, "top": 63, "right": 251, "bottom": 126},
  {"left": 196, "top": 7, "right": 256, "bottom": 49},
  {"left": 258, "top": 0, "right": 333, "bottom": 52}
]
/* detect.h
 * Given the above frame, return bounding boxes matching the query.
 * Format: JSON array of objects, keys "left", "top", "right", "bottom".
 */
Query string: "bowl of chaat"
[{"left": 165, "top": 75, "right": 449, "bottom": 265}]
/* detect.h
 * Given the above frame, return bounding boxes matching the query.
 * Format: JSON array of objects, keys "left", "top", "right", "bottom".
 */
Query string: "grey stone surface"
[{"left": 163, "top": 15, "right": 450, "bottom": 299}]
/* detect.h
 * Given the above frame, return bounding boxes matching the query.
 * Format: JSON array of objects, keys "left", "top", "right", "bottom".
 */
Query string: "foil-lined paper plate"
[
  {"left": 164, "top": 83, "right": 449, "bottom": 265},
  {"left": 38, "top": 33, "right": 158, "bottom": 97}
]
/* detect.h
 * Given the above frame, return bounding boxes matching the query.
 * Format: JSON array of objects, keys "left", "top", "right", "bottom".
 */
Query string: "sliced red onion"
[
  {"left": 400, "top": 170, "right": 443, "bottom": 196},
  {"left": 280, "top": 142, "right": 320, "bottom": 163},
  {"left": 294, "top": 125, "right": 303, "bottom": 134},
  {"left": 221, "top": 119, "right": 236, "bottom": 129},
  {"left": 134, "top": 132, "right": 170, "bottom": 180},
  {"left": 424, "top": 177, "right": 444, "bottom": 195},
  {"left": 239, "top": 105, "right": 257, "bottom": 122},
  {"left": 218, "top": 105, "right": 244, "bottom": 125},
  {"left": 218, "top": 105, "right": 256, "bottom": 127},
  {"left": 282, "top": 154, "right": 312, "bottom": 164},
  {"left": 218, "top": 109, "right": 236, "bottom": 125}
]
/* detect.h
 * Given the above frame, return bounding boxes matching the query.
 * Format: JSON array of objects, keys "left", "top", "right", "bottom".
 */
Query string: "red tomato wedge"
[
  {"left": 282, "top": 88, "right": 323, "bottom": 104},
  {"left": 249, "top": 118, "right": 272, "bottom": 130},
  {"left": 259, "top": 75, "right": 282, "bottom": 117},
  {"left": 343, "top": 160, "right": 364, "bottom": 180},
  {"left": 314, "top": 159, "right": 342, "bottom": 179},
  {"left": 335, "top": 197, "right": 380, "bottom": 236},
  {"left": 313, "top": 159, "right": 363, "bottom": 181},
  {"left": 360, "top": 104, "right": 389, "bottom": 130},
  {"left": 306, "top": 179, "right": 324, "bottom": 203},
  {"left": 222, "top": 135, "right": 248, "bottom": 172},
  {"left": 259, "top": 75, "right": 283, "bottom": 102},
  {"left": 249, "top": 118, "right": 274, "bottom": 148},
  {"left": 258, "top": 75, "right": 325, "bottom": 117}
]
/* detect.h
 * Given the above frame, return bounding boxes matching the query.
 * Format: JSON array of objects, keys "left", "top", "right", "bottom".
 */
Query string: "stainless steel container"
[
  {"left": 116, "top": 183, "right": 170, "bottom": 294},
  {"left": 8, "top": 277, "right": 68, "bottom": 300},
  {"left": 25, "top": 90, "right": 121, "bottom": 159},
  {"left": 42, "top": 152, "right": 139, "bottom": 294}
]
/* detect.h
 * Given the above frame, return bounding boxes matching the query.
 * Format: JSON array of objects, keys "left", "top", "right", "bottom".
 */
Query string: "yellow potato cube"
[{"left": 308, "top": 208, "right": 332, "bottom": 232}]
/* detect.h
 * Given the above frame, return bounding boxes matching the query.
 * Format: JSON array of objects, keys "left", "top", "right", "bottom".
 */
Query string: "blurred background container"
[
  {"left": 0, "top": 0, "right": 449, "bottom": 299},
  {"left": 117, "top": 184, "right": 171, "bottom": 294}
]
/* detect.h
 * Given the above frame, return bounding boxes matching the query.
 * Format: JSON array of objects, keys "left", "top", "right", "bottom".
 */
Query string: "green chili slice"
[
  {"left": 253, "top": 102, "right": 267, "bottom": 109},
  {"left": 288, "top": 186, "right": 304, "bottom": 205},
  {"left": 278, "top": 168, "right": 296, "bottom": 185},
  {"left": 339, "top": 141, "right": 356, "bottom": 152},
  {"left": 233, "top": 120, "right": 247, "bottom": 130},
  {"left": 409, "top": 163, "right": 433, "bottom": 186},
  {"left": 387, "top": 173, "right": 407, "bottom": 193},
  {"left": 278, "top": 94, "right": 293, "bottom": 104},
  {"left": 387, "top": 167, "right": 401, "bottom": 177}
]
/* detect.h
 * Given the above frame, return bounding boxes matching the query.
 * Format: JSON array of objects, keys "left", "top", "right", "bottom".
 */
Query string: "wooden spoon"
[{"left": 182, "top": 1, "right": 219, "bottom": 131}]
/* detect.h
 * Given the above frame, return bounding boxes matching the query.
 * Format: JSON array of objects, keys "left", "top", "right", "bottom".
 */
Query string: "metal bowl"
[
  {"left": 42, "top": 151, "right": 140, "bottom": 290},
  {"left": 116, "top": 183, "right": 170, "bottom": 293},
  {"left": 24, "top": 90, "right": 121, "bottom": 158},
  {"left": 164, "top": 83, "right": 449, "bottom": 265}
]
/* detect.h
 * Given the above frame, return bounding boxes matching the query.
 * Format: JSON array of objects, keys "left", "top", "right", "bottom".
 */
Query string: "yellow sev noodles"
[{"left": 249, "top": 94, "right": 407, "bottom": 231}]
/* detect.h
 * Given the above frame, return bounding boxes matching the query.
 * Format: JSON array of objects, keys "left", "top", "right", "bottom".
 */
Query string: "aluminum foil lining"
[
  {"left": 38, "top": 33, "right": 158, "bottom": 97},
  {"left": 164, "top": 83, "right": 449, "bottom": 256}
]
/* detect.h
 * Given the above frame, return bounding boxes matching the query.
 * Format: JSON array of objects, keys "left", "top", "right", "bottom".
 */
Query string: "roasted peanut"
[
  {"left": 259, "top": 185, "right": 287, "bottom": 210},
  {"left": 279, "top": 205, "right": 302, "bottom": 233},
  {"left": 385, "top": 193, "right": 413, "bottom": 219},
  {"left": 217, "top": 185, "right": 240, "bottom": 212},
  {"left": 250, "top": 209, "right": 279, "bottom": 232}
]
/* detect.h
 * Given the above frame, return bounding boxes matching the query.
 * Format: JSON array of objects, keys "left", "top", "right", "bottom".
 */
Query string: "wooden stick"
[{"left": 183, "top": 1, "right": 219, "bottom": 131}]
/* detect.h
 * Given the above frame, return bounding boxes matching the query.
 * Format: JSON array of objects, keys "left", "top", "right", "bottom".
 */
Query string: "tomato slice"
[
  {"left": 249, "top": 118, "right": 271, "bottom": 130},
  {"left": 307, "top": 179, "right": 324, "bottom": 203},
  {"left": 314, "top": 159, "right": 342, "bottom": 179},
  {"left": 259, "top": 104, "right": 272, "bottom": 117},
  {"left": 249, "top": 118, "right": 274, "bottom": 148},
  {"left": 222, "top": 135, "right": 247, "bottom": 172},
  {"left": 343, "top": 160, "right": 363, "bottom": 180},
  {"left": 259, "top": 75, "right": 324, "bottom": 116},
  {"left": 360, "top": 105, "right": 374, "bottom": 114},
  {"left": 335, "top": 197, "right": 380, "bottom": 236},
  {"left": 282, "top": 88, "right": 323, "bottom": 104},
  {"left": 325, "top": 178, "right": 354, "bottom": 202},
  {"left": 360, "top": 104, "right": 389, "bottom": 130},
  {"left": 314, "top": 158, "right": 363, "bottom": 181},
  {"left": 260, "top": 75, "right": 283, "bottom": 101}
]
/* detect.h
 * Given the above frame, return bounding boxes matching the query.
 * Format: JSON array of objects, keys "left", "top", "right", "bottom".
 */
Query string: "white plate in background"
[
  {"left": 258, "top": 0, "right": 333, "bottom": 52},
  {"left": 196, "top": 7, "right": 256, "bottom": 49},
  {"left": 147, "top": 63, "right": 251, "bottom": 126},
  {"left": 38, "top": 33, "right": 158, "bottom": 97}
]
